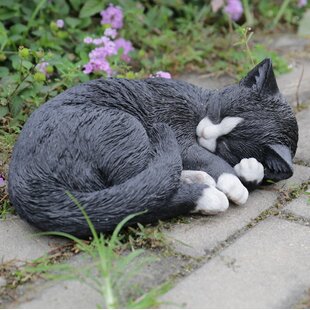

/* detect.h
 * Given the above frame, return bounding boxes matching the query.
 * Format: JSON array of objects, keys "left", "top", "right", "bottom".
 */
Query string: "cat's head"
[{"left": 207, "top": 58, "right": 298, "bottom": 182}]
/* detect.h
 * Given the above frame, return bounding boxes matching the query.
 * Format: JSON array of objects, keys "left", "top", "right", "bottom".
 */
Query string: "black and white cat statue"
[{"left": 8, "top": 58, "right": 298, "bottom": 237}]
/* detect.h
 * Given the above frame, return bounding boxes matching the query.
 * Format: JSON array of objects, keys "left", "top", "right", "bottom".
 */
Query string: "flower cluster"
[
  {"left": 224, "top": 0, "right": 243, "bottom": 21},
  {"left": 36, "top": 62, "right": 49, "bottom": 75},
  {"left": 150, "top": 71, "right": 172, "bottom": 79},
  {"left": 0, "top": 175, "right": 5, "bottom": 188},
  {"left": 211, "top": 0, "right": 243, "bottom": 21},
  {"left": 211, "top": 0, "right": 308, "bottom": 21},
  {"left": 83, "top": 4, "right": 133, "bottom": 76},
  {"left": 100, "top": 4, "right": 123, "bottom": 29},
  {"left": 56, "top": 19, "right": 64, "bottom": 28},
  {"left": 298, "top": 0, "right": 308, "bottom": 7}
]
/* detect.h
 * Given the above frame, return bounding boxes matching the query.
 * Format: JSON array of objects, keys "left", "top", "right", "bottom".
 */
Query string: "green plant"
[
  {"left": 0, "top": 199, "right": 14, "bottom": 219},
  {"left": 1, "top": 0, "right": 307, "bottom": 132},
  {"left": 126, "top": 222, "right": 169, "bottom": 251},
  {"left": 25, "top": 192, "right": 171, "bottom": 308}
]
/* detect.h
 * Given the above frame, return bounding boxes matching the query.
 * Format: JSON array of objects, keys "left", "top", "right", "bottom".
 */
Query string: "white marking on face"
[
  {"left": 181, "top": 170, "right": 216, "bottom": 187},
  {"left": 198, "top": 137, "right": 217, "bottom": 152},
  {"left": 196, "top": 116, "right": 243, "bottom": 152},
  {"left": 234, "top": 158, "right": 264, "bottom": 184},
  {"left": 193, "top": 186, "right": 229, "bottom": 215},
  {"left": 216, "top": 173, "right": 248, "bottom": 205}
]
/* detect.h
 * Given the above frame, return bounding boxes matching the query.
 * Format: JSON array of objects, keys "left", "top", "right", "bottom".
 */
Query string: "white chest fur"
[{"left": 196, "top": 116, "right": 243, "bottom": 152}]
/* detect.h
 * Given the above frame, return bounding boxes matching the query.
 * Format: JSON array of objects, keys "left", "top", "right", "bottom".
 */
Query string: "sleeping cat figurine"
[{"left": 8, "top": 58, "right": 298, "bottom": 237}]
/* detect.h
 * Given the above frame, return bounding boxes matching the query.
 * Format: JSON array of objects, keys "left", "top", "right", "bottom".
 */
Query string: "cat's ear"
[
  {"left": 264, "top": 144, "right": 293, "bottom": 180},
  {"left": 240, "top": 58, "right": 279, "bottom": 96}
]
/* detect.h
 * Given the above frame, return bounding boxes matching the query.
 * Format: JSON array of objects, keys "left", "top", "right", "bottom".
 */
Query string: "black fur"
[{"left": 8, "top": 59, "right": 298, "bottom": 237}]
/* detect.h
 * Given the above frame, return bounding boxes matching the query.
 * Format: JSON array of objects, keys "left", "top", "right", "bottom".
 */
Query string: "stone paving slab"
[
  {"left": 278, "top": 62, "right": 310, "bottom": 107},
  {"left": 15, "top": 280, "right": 103, "bottom": 309},
  {"left": 179, "top": 73, "right": 234, "bottom": 89},
  {"left": 284, "top": 187, "right": 310, "bottom": 219},
  {"left": 165, "top": 190, "right": 277, "bottom": 257},
  {"left": 0, "top": 216, "right": 66, "bottom": 262},
  {"left": 180, "top": 59, "right": 310, "bottom": 108},
  {"left": 162, "top": 217, "right": 310, "bottom": 308},
  {"left": 295, "top": 107, "right": 310, "bottom": 165},
  {"left": 10, "top": 252, "right": 186, "bottom": 309}
]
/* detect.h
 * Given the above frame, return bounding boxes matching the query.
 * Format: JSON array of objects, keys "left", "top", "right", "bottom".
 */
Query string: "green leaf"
[
  {"left": 0, "top": 106, "right": 9, "bottom": 118},
  {"left": 65, "top": 17, "right": 81, "bottom": 28},
  {"left": 298, "top": 10, "right": 310, "bottom": 37},
  {"left": 9, "top": 34, "right": 23, "bottom": 43},
  {"left": 79, "top": 0, "right": 103, "bottom": 18},
  {"left": 21, "top": 60, "right": 33, "bottom": 70},
  {"left": 11, "top": 96, "right": 23, "bottom": 117},
  {"left": 0, "top": 8, "right": 18, "bottom": 20},
  {"left": 0, "top": 21, "right": 8, "bottom": 49},
  {"left": 68, "top": 0, "right": 84, "bottom": 11},
  {"left": 79, "top": 17, "right": 92, "bottom": 29},
  {"left": 0, "top": 66, "right": 9, "bottom": 78},
  {"left": 10, "top": 23, "right": 27, "bottom": 34},
  {"left": 10, "top": 54, "right": 20, "bottom": 70}
]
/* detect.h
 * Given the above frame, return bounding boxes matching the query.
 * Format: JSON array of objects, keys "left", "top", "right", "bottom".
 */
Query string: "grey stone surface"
[
  {"left": 180, "top": 59, "right": 310, "bottom": 108},
  {"left": 11, "top": 251, "right": 185, "bottom": 309},
  {"left": 268, "top": 34, "right": 310, "bottom": 52},
  {"left": 284, "top": 187, "right": 310, "bottom": 219},
  {"left": 165, "top": 189, "right": 277, "bottom": 257},
  {"left": 263, "top": 164, "right": 310, "bottom": 191},
  {"left": 0, "top": 277, "right": 7, "bottom": 287},
  {"left": 178, "top": 73, "right": 234, "bottom": 89},
  {"left": 0, "top": 216, "right": 66, "bottom": 262},
  {"left": 162, "top": 218, "right": 310, "bottom": 308},
  {"left": 295, "top": 107, "right": 310, "bottom": 165},
  {"left": 16, "top": 280, "right": 103, "bottom": 309}
]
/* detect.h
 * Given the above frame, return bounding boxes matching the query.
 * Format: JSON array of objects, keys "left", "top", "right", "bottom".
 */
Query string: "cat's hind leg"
[
  {"left": 194, "top": 186, "right": 229, "bottom": 215},
  {"left": 180, "top": 170, "right": 216, "bottom": 187},
  {"left": 179, "top": 171, "right": 229, "bottom": 215}
]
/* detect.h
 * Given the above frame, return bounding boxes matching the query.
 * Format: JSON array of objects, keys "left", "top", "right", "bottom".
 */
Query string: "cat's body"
[{"left": 8, "top": 59, "right": 298, "bottom": 237}]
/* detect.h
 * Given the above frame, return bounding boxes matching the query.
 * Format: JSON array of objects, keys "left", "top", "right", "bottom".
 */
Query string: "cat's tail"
[{"left": 12, "top": 123, "right": 188, "bottom": 237}]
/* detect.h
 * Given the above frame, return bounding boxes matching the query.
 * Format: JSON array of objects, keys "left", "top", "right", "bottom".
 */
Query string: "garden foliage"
[{"left": 0, "top": 0, "right": 308, "bottom": 125}]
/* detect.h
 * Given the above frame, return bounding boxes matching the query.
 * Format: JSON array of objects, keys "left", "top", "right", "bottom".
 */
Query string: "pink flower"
[
  {"left": 0, "top": 176, "right": 5, "bottom": 187},
  {"left": 100, "top": 4, "right": 123, "bottom": 29},
  {"left": 151, "top": 71, "right": 172, "bottom": 79},
  {"left": 83, "top": 58, "right": 112, "bottom": 76},
  {"left": 56, "top": 19, "right": 64, "bottom": 28},
  {"left": 104, "top": 28, "right": 117, "bottom": 39},
  {"left": 36, "top": 62, "right": 50, "bottom": 76},
  {"left": 84, "top": 42, "right": 116, "bottom": 76},
  {"left": 298, "top": 0, "right": 307, "bottom": 7},
  {"left": 114, "top": 38, "right": 134, "bottom": 62},
  {"left": 83, "top": 63, "right": 93, "bottom": 74},
  {"left": 224, "top": 0, "right": 243, "bottom": 21},
  {"left": 84, "top": 37, "right": 93, "bottom": 44},
  {"left": 93, "top": 38, "right": 104, "bottom": 45}
]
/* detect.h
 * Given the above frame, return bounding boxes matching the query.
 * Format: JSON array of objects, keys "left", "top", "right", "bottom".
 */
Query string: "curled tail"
[{"left": 9, "top": 124, "right": 184, "bottom": 237}]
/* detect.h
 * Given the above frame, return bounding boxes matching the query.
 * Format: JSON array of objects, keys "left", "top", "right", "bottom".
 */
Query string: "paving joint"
[{"left": 162, "top": 181, "right": 309, "bottom": 288}]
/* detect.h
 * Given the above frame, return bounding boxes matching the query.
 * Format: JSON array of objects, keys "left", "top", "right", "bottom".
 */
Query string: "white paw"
[
  {"left": 181, "top": 170, "right": 216, "bottom": 187},
  {"left": 196, "top": 116, "right": 243, "bottom": 152},
  {"left": 234, "top": 158, "right": 264, "bottom": 184},
  {"left": 217, "top": 173, "right": 249, "bottom": 205},
  {"left": 194, "top": 187, "right": 229, "bottom": 215}
]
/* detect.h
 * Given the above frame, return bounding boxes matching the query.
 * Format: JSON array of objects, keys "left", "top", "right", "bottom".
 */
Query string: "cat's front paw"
[
  {"left": 194, "top": 186, "right": 229, "bottom": 215},
  {"left": 217, "top": 173, "right": 248, "bottom": 205},
  {"left": 234, "top": 158, "right": 264, "bottom": 184},
  {"left": 181, "top": 170, "right": 216, "bottom": 187}
]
